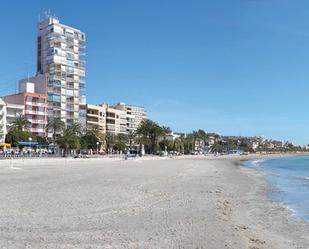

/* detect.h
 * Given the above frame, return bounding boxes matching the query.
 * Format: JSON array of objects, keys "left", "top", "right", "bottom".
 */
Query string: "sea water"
[{"left": 245, "top": 156, "right": 309, "bottom": 221}]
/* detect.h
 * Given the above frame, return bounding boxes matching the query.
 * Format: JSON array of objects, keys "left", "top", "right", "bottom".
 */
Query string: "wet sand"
[{"left": 0, "top": 156, "right": 308, "bottom": 248}]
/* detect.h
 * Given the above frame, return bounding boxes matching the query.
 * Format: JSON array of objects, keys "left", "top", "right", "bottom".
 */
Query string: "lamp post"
[
  {"left": 29, "top": 137, "right": 32, "bottom": 157},
  {"left": 96, "top": 141, "right": 99, "bottom": 157}
]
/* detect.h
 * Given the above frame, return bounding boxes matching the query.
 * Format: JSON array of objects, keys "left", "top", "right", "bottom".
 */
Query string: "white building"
[
  {"left": 0, "top": 98, "right": 7, "bottom": 143},
  {"left": 112, "top": 103, "right": 147, "bottom": 133},
  {"left": 6, "top": 103, "right": 24, "bottom": 131},
  {"left": 106, "top": 106, "right": 127, "bottom": 134},
  {"left": 86, "top": 102, "right": 146, "bottom": 135},
  {"left": 86, "top": 104, "right": 107, "bottom": 134},
  {"left": 37, "top": 17, "right": 86, "bottom": 128}
]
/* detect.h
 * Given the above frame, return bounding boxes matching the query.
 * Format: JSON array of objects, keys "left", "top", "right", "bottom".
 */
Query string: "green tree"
[
  {"left": 105, "top": 132, "right": 116, "bottom": 154},
  {"left": 159, "top": 139, "right": 172, "bottom": 152},
  {"left": 56, "top": 123, "right": 81, "bottom": 157},
  {"left": 116, "top": 133, "right": 129, "bottom": 144},
  {"left": 113, "top": 141, "right": 127, "bottom": 152},
  {"left": 10, "top": 114, "right": 30, "bottom": 131},
  {"left": 80, "top": 127, "right": 103, "bottom": 150},
  {"left": 136, "top": 119, "right": 164, "bottom": 154},
  {"left": 37, "top": 136, "right": 48, "bottom": 145},
  {"left": 46, "top": 118, "right": 65, "bottom": 145},
  {"left": 127, "top": 130, "right": 136, "bottom": 150},
  {"left": 5, "top": 129, "right": 36, "bottom": 147}
]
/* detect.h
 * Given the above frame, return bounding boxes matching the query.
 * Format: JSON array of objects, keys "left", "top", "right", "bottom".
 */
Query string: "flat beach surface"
[{"left": 0, "top": 156, "right": 308, "bottom": 249}]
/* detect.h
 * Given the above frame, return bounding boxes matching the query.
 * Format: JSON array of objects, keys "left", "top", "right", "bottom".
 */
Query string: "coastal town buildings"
[
  {"left": 106, "top": 105, "right": 127, "bottom": 134},
  {"left": 37, "top": 17, "right": 86, "bottom": 128},
  {"left": 160, "top": 132, "right": 183, "bottom": 142},
  {"left": 86, "top": 103, "right": 147, "bottom": 135},
  {"left": 86, "top": 104, "right": 107, "bottom": 134},
  {"left": 2, "top": 82, "right": 48, "bottom": 137},
  {"left": 111, "top": 103, "right": 147, "bottom": 133},
  {"left": 5, "top": 103, "right": 24, "bottom": 131},
  {"left": 0, "top": 98, "right": 7, "bottom": 143},
  {"left": 194, "top": 138, "right": 206, "bottom": 153}
]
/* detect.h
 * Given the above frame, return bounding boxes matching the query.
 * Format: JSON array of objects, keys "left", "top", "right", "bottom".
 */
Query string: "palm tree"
[
  {"left": 46, "top": 118, "right": 65, "bottom": 145},
  {"left": 105, "top": 132, "right": 116, "bottom": 154},
  {"left": 161, "top": 126, "right": 171, "bottom": 140},
  {"left": 56, "top": 122, "right": 81, "bottom": 157},
  {"left": 136, "top": 119, "right": 164, "bottom": 154},
  {"left": 80, "top": 126, "right": 104, "bottom": 151},
  {"left": 10, "top": 114, "right": 30, "bottom": 131},
  {"left": 127, "top": 130, "right": 136, "bottom": 151},
  {"left": 178, "top": 134, "right": 186, "bottom": 154}
]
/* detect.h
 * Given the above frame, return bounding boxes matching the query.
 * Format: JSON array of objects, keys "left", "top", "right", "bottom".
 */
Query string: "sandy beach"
[{"left": 0, "top": 156, "right": 308, "bottom": 249}]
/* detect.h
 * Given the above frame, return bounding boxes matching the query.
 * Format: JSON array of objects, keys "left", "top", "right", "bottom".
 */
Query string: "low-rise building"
[
  {"left": 2, "top": 82, "right": 48, "bottom": 137},
  {"left": 194, "top": 138, "right": 206, "bottom": 153},
  {"left": 5, "top": 103, "right": 24, "bottom": 130}
]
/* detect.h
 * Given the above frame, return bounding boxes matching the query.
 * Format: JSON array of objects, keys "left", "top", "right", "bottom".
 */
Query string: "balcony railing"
[
  {"left": 28, "top": 119, "right": 46, "bottom": 124},
  {"left": 25, "top": 110, "right": 46, "bottom": 116},
  {"left": 26, "top": 101, "right": 46, "bottom": 107}
]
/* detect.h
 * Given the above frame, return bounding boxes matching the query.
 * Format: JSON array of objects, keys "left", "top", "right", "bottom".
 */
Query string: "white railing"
[
  {"left": 25, "top": 110, "right": 46, "bottom": 115},
  {"left": 28, "top": 119, "right": 46, "bottom": 124},
  {"left": 26, "top": 102, "right": 46, "bottom": 107}
]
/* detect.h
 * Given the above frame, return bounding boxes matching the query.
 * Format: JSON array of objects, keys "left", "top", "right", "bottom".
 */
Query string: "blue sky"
[{"left": 0, "top": 0, "right": 309, "bottom": 144}]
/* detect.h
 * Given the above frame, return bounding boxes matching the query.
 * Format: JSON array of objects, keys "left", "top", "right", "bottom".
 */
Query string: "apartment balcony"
[
  {"left": 48, "top": 77, "right": 61, "bottom": 86},
  {"left": 31, "top": 128, "right": 45, "bottom": 133},
  {"left": 25, "top": 110, "right": 46, "bottom": 116},
  {"left": 65, "top": 113, "right": 75, "bottom": 119},
  {"left": 48, "top": 88, "right": 61, "bottom": 94},
  {"left": 66, "top": 106, "right": 76, "bottom": 111},
  {"left": 6, "top": 113, "right": 21, "bottom": 118},
  {"left": 47, "top": 33, "right": 66, "bottom": 42},
  {"left": 28, "top": 119, "right": 46, "bottom": 125},
  {"left": 107, "top": 124, "right": 116, "bottom": 131},
  {"left": 87, "top": 120, "right": 99, "bottom": 125},
  {"left": 87, "top": 113, "right": 99, "bottom": 118},
  {"left": 65, "top": 85, "right": 75, "bottom": 91},
  {"left": 78, "top": 71, "right": 85, "bottom": 77},
  {"left": 26, "top": 101, "right": 46, "bottom": 108}
]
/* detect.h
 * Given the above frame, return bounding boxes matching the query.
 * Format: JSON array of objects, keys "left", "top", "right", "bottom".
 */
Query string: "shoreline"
[
  {"left": 230, "top": 155, "right": 309, "bottom": 248},
  {"left": 235, "top": 154, "right": 309, "bottom": 222}
]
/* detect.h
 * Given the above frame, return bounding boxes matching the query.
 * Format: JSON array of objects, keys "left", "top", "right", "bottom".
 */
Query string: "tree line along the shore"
[{"left": 4, "top": 115, "right": 306, "bottom": 156}]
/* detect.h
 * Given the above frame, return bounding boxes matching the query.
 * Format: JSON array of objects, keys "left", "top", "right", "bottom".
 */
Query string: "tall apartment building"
[
  {"left": 0, "top": 98, "right": 7, "bottom": 143},
  {"left": 2, "top": 82, "right": 47, "bottom": 137},
  {"left": 86, "top": 104, "right": 107, "bottom": 134},
  {"left": 112, "top": 103, "right": 147, "bottom": 133},
  {"left": 37, "top": 17, "right": 86, "bottom": 128}
]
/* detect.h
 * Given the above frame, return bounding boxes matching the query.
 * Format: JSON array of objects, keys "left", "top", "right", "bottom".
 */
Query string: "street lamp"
[
  {"left": 29, "top": 137, "right": 32, "bottom": 157},
  {"left": 96, "top": 142, "right": 99, "bottom": 157}
]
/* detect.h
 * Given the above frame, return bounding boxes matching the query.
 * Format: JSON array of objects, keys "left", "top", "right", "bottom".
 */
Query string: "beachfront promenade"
[{"left": 0, "top": 156, "right": 308, "bottom": 249}]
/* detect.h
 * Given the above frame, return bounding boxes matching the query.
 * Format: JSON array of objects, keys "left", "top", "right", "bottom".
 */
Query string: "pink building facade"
[{"left": 2, "top": 82, "right": 48, "bottom": 138}]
